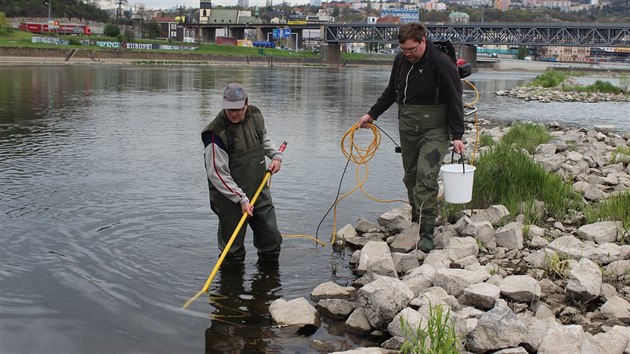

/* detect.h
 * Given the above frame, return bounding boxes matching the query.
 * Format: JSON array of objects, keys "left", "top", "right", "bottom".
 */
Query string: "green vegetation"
[
  {"left": 442, "top": 121, "right": 630, "bottom": 233},
  {"left": 528, "top": 71, "right": 628, "bottom": 95},
  {"left": 611, "top": 145, "right": 630, "bottom": 164},
  {"left": 478, "top": 133, "right": 495, "bottom": 147},
  {"left": 567, "top": 80, "right": 624, "bottom": 94},
  {"left": 442, "top": 122, "right": 585, "bottom": 226},
  {"left": 544, "top": 252, "right": 571, "bottom": 279},
  {"left": 400, "top": 304, "right": 461, "bottom": 354},
  {"left": 529, "top": 71, "right": 567, "bottom": 88},
  {"left": 0, "top": 29, "right": 391, "bottom": 62},
  {"left": 0, "top": 12, "right": 12, "bottom": 34},
  {"left": 585, "top": 191, "right": 630, "bottom": 232},
  {"left": 619, "top": 74, "right": 630, "bottom": 93},
  {"left": 500, "top": 122, "right": 551, "bottom": 154}
]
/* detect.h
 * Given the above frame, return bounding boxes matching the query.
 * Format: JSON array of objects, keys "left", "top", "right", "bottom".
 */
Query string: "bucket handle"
[{"left": 450, "top": 150, "right": 466, "bottom": 174}]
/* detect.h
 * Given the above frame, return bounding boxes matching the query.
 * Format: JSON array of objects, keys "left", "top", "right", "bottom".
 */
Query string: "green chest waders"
[
  {"left": 209, "top": 144, "right": 283, "bottom": 262},
  {"left": 398, "top": 104, "right": 451, "bottom": 252}
]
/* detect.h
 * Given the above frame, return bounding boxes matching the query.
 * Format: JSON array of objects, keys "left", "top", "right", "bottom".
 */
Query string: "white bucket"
[{"left": 440, "top": 163, "right": 476, "bottom": 204}]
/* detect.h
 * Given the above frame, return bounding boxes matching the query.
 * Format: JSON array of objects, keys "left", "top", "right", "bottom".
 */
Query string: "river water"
[{"left": 0, "top": 65, "right": 628, "bottom": 354}]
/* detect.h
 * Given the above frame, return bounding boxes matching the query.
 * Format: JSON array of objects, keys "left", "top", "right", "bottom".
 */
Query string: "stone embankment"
[{"left": 268, "top": 122, "right": 630, "bottom": 354}]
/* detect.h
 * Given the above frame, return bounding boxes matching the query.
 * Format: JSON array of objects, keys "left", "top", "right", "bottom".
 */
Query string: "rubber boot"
[
  {"left": 417, "top": 220, "right": 435, "bottom": 253},
  {"left": 411, "top": 205, "right": 419, "bottom": 223}
]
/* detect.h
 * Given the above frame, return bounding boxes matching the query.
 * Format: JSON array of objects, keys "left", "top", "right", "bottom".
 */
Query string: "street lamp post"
[
  {"left": 64, "top": 5, "right": 68, "bottom": 20},
  {"left": 45, "top": 0, "right": 52, "bottom": 31}
]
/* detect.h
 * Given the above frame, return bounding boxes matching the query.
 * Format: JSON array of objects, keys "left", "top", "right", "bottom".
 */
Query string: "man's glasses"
[{"left": 400, "top": 41, "right": 423, "bottom": 53}]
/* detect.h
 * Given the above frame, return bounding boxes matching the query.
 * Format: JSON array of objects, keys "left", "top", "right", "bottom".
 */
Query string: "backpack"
[
  {"left": 433, "top": 40, "right": 472, "bottom": 79},
  {"left": 394, "top": 39, "right": 471, "bottom": 104}
]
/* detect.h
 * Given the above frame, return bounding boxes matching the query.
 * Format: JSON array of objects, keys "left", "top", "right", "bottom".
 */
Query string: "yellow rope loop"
[
  {"left": 341, "top": 122, "right": 380, "bottom": 164},
  {"left": 463, "top": 79, "right": 481, "bottom": 164}
]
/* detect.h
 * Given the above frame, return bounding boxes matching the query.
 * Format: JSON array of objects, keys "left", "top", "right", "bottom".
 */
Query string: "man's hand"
[
  {"left": 241, "top": 201, "right": 254, "bottom": 216},
  {"left": 268, "top": 159, "right": 282, "bottom": 175},
  {"left": 453, "top": 140, "right": 466, "bottom": 154},
  {"left": 358, "top": 114, "right": 374, "bottom": 129}
]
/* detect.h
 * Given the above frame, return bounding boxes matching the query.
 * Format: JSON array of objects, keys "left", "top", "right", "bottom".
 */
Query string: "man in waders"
[
  {"left": 358, "top": 23, "right": 465, "bottom": 253},
  {"left": 201, "top": 82, "right": 283, "bottom": 263}
]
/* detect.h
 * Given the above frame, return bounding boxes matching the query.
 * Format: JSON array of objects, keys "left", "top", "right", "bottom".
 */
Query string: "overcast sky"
[{"left": 131, "top": 0, "right": 309, "bottom": 9}]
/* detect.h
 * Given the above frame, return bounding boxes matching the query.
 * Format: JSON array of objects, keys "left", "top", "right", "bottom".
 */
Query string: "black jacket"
[{"left": 367, "top": 41, "right": 465, "bottom": 140}]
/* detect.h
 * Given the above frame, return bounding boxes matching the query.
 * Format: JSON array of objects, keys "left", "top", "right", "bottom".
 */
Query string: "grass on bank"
[
  {"left": 585, "top": 191, "right": 630, "bottom": 233},
  {"left": 400, "top": 304, "right": 462, "bottom": 354},
  {"left": 443, "top": 121, "right": 630, "bottom": 233},
  {"left": 528, "top": 70, "right": 628, "bottom": 94},
  {"left": 0, "top": 30, "right": 393, "bottom": 62},
  {"left": 442, "top": 122, "right": 585, "bottom": 226}
]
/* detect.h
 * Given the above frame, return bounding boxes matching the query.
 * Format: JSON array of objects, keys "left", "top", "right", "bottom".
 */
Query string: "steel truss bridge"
[{"left": 323, "top": 23, "right": 630, "bottom": 47}]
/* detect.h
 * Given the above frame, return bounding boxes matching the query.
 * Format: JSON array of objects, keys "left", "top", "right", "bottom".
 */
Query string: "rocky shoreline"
[
  {"left": 496, "top": 86, "right": 629, "bottom": 103},
  {"left": 268, "top": 121, "right": 630, "bottom": 354}
]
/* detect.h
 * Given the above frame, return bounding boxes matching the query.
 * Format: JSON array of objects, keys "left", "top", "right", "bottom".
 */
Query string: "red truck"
[{"left": 19, "top": 22, "right": 92, "bottom": 35}]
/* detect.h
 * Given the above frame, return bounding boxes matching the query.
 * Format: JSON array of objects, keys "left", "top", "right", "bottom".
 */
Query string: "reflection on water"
[
  {"left": 205, "top": 261, "right": 282, "bottom": 354},
  {"left": 0, "top": 65, "right": 627, "bottom": 353}
]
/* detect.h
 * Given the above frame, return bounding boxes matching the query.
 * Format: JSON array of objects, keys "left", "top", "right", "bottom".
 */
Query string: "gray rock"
[
  {"left": 311, "top": 281, "right": 355, "bottom": 301},
  {"left": 466, "top": 301, "right": 528, "bottom": 353},
  {"left": 495, "top": 222, "right": 524, "bottom": 250},
  {"left": 377, "top": 207, "right": 412, "bottom": 232},
  {"left": 446, "top": 236, "right": 480, "bottom": 260},
  {"left": 432, "top": 267, "right": 491, "bottom": 297},
  {"left": 390, "top": 222, "right": 420, "bottom": 253},
  {"left": 565, "top": 258, "right": 602, "bottom": 303},
  {"left": 522, "top": 316, "right": 562, "bottom": 353},
  {"left": 357, "top": 277, "right": 414, "bottom": 329},
  {"left": 577, "top": 221, "right": 623, "bottom": 244},
  {"left": 269, "top": 297, "right": 320, "bottom": 329},
  {"left": 467, "top": 204, "right": 510, "bottom": 224},
  {"left": 345, "top": 307, "right": 373, "bottom": 334},
  {"left": 390, "top": 252, "right": 417, "bottom": 273},
  {"left": 600, "top": 296, "right": 630, "bottom": 324},
  {"left": 499, "top": 275, "right": 542, "bottom": 303},
  {"left": 357, "top": 241, "right": 391, "bottom": 275},
  {"left": 316, "top": 298, "right": 355, "bottom": 319},
  {"left": 462, "top": 282, "right": 501, "bottom": 310},
  {"left": 537, "top": 325, "right": 597, "bottom": 354}
]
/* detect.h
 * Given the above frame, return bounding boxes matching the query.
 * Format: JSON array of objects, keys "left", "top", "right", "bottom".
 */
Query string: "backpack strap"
[
  {"left": 393, "top": 52, "right": 405, "bottom": 104},
  {"left": 428, "top": 41, "right": 442, "bottom": 105}
]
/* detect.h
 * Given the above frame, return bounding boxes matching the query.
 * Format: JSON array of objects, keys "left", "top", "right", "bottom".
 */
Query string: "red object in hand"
[
  {"left": 457, "top": 58, "right": 468, "bottom": 67},
  {"left": 278, "top": 141, "right": 288, "bottom": 153}
]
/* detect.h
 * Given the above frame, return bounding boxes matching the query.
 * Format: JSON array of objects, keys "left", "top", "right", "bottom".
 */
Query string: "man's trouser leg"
[
  {"left": 211, "top": 197, "right": 248, "bottom": 263},
  {"left": 398, "top": 104, "right": 450, "bottom": 252},
  {"left": 414, "top": 129, "right": 450, "bottom": 252},
  {"left": 248, "top": 187, "right": 283, "bottom": 262}
]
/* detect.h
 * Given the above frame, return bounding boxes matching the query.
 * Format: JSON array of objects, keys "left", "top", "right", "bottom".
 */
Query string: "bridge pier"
[
  {"left": 323, "top": 43, "right": 341, "bottom": 66},
  {"left": 200, "top": 27, "right": 217, "bottom": 42}
]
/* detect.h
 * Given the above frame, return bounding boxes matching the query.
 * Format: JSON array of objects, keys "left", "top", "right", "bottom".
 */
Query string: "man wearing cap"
[{"left": 201, "top": 82, "right": 283, "bottom": 263}]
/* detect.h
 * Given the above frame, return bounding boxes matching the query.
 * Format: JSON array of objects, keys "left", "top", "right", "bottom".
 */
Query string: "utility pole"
[
  {"left": 115, "top": 0, "right": 126, "bottom": 22},
  {"left": 45, "top": 0, "right": 52, "bottom": 31}
]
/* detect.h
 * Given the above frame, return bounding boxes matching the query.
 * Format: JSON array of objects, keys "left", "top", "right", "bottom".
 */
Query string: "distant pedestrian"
[
  {"left": 201, "top": 82, "right": 283, "bottom": 263},
  {"left": 358, "top": 23, "right": 465, "bottom": 252}
]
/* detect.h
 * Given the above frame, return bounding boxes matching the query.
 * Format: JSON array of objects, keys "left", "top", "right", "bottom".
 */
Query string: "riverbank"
[
  {"left": 0, "top": 46, "right": 393, "bottom": 67},
  {"left": 2, "top": 46, "right": 629, "bottom": 72}
]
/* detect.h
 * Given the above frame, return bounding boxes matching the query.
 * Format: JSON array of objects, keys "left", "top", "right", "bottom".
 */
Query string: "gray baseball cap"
[{"left": 222, "top": 82, "right": 248, "bottom": 109}]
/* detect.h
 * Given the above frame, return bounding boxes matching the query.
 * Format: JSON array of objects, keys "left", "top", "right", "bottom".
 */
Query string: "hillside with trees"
[
  {"left": 1, "top": 0, "right": 627, "bottom": 24},
  {"left": 1, "top": 0, "right": 110, "bottom": 22}
]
